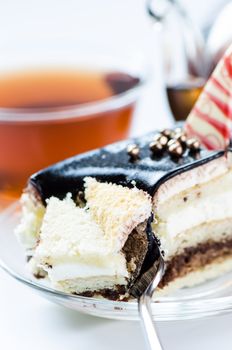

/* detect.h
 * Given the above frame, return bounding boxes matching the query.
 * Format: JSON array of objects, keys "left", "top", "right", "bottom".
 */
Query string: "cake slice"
[
  {"left": 16, "top": 127, "right": 232, "bottom": 299},
  {"left": 28, "top": 179, "right": 152, "bottom": 299}
]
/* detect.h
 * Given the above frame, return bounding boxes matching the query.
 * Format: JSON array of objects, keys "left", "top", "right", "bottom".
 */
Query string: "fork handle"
[{"left": 139, "top": 294, "right": 164, "bottom": 350}]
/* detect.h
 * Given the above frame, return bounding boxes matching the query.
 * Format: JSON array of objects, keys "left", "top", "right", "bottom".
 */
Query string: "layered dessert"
[{"left": 16, "top": 127, "right": 232, "bottom": 300}]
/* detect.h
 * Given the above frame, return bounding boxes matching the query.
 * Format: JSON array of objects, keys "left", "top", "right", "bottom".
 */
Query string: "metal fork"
[{"left": 130, "top": 252, "right": 165, "bottom": 350}]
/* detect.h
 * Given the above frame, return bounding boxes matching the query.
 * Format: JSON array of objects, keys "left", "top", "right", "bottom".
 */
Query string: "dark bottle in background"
[
  {"left": 166, "top": 79, "right": 204, "bottom": 121},
  {"left": 147, "top": 0, "right": 231, "bottom": 121}
]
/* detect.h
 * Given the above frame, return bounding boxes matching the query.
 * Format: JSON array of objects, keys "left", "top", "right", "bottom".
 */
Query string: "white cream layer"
[
  {"left": 155, "top": 170, "right": 232, "bottom": 239},
  {"left": 42, "top": 259, "right": 129, "bottom": 293},
  {"left": 45, "top": 260, "right": 128, "bottom": 281},
  {"left": 165, "top": 191, "right": 232, "bottom": 237},
  {"left": 154, "top": 218, "right": 232, "bottom": 259}
]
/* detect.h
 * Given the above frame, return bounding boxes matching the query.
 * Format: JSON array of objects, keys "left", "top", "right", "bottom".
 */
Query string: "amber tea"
[
  {"left": 167, "top": 79, "right": 204, "bottom": 121},
  {"left": 0, "top": 68, "right": 140, "bottom": 204}
]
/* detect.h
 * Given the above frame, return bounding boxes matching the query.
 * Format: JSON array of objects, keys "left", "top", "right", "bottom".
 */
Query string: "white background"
[
  {"left": 0, "top": 0, "right": 232, "bottom": 349},
  {"left": 1, "top": 267, "right": 232, "bottom": 350}
]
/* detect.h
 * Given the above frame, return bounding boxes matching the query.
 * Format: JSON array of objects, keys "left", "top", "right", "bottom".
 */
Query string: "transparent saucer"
[{"left": 1, "top": 202, "right": 232, "bottom": 321}]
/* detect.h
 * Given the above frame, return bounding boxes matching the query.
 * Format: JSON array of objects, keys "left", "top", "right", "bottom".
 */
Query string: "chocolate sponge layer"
[{"left": 160, "top": 238, "right": 232, "bottom": 288}]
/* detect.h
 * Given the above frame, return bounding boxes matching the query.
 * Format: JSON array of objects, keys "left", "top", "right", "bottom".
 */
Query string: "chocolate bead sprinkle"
[
  {"left": 161, "top": 129, "right": 172, "bottom": 139},
  {"left": 149, "top": 141, "right": 164, "bottom": 155},
  {"left": 127, "top": 144, "right": 140, "bottom": 160},
  {"left": 168, "top": 140, "right": 183, "bottom": 157},
  {"left": 167, "top": 139, "right": 176, "bottom": 147},
  {"left": 174, "top": 132, "right": 187, "bottom": 146},
  {"left": 159, "top": 135, "right": 169, "bottom": 147},
  {"left": 186, "top": 138, "right": 200, "bottom": 151}
]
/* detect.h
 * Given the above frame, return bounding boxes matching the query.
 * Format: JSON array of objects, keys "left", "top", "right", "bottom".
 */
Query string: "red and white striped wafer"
[{"left": 185, "top": 44, "right": 232, "bottom": 150}]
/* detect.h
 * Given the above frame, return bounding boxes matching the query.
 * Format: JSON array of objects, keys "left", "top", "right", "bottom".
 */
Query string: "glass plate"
[{"left": 1, "top": 202, "right": 232, "bottom": 321}]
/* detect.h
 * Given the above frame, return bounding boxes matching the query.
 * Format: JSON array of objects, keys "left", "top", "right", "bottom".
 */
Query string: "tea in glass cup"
[{"left": 0, "top": 43, "right": 145, "bottom": 206}]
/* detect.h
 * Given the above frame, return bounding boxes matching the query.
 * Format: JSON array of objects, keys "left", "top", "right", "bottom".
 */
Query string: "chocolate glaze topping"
[{"left": 30, "top": 130, "right": 225, "bottom": 204}]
